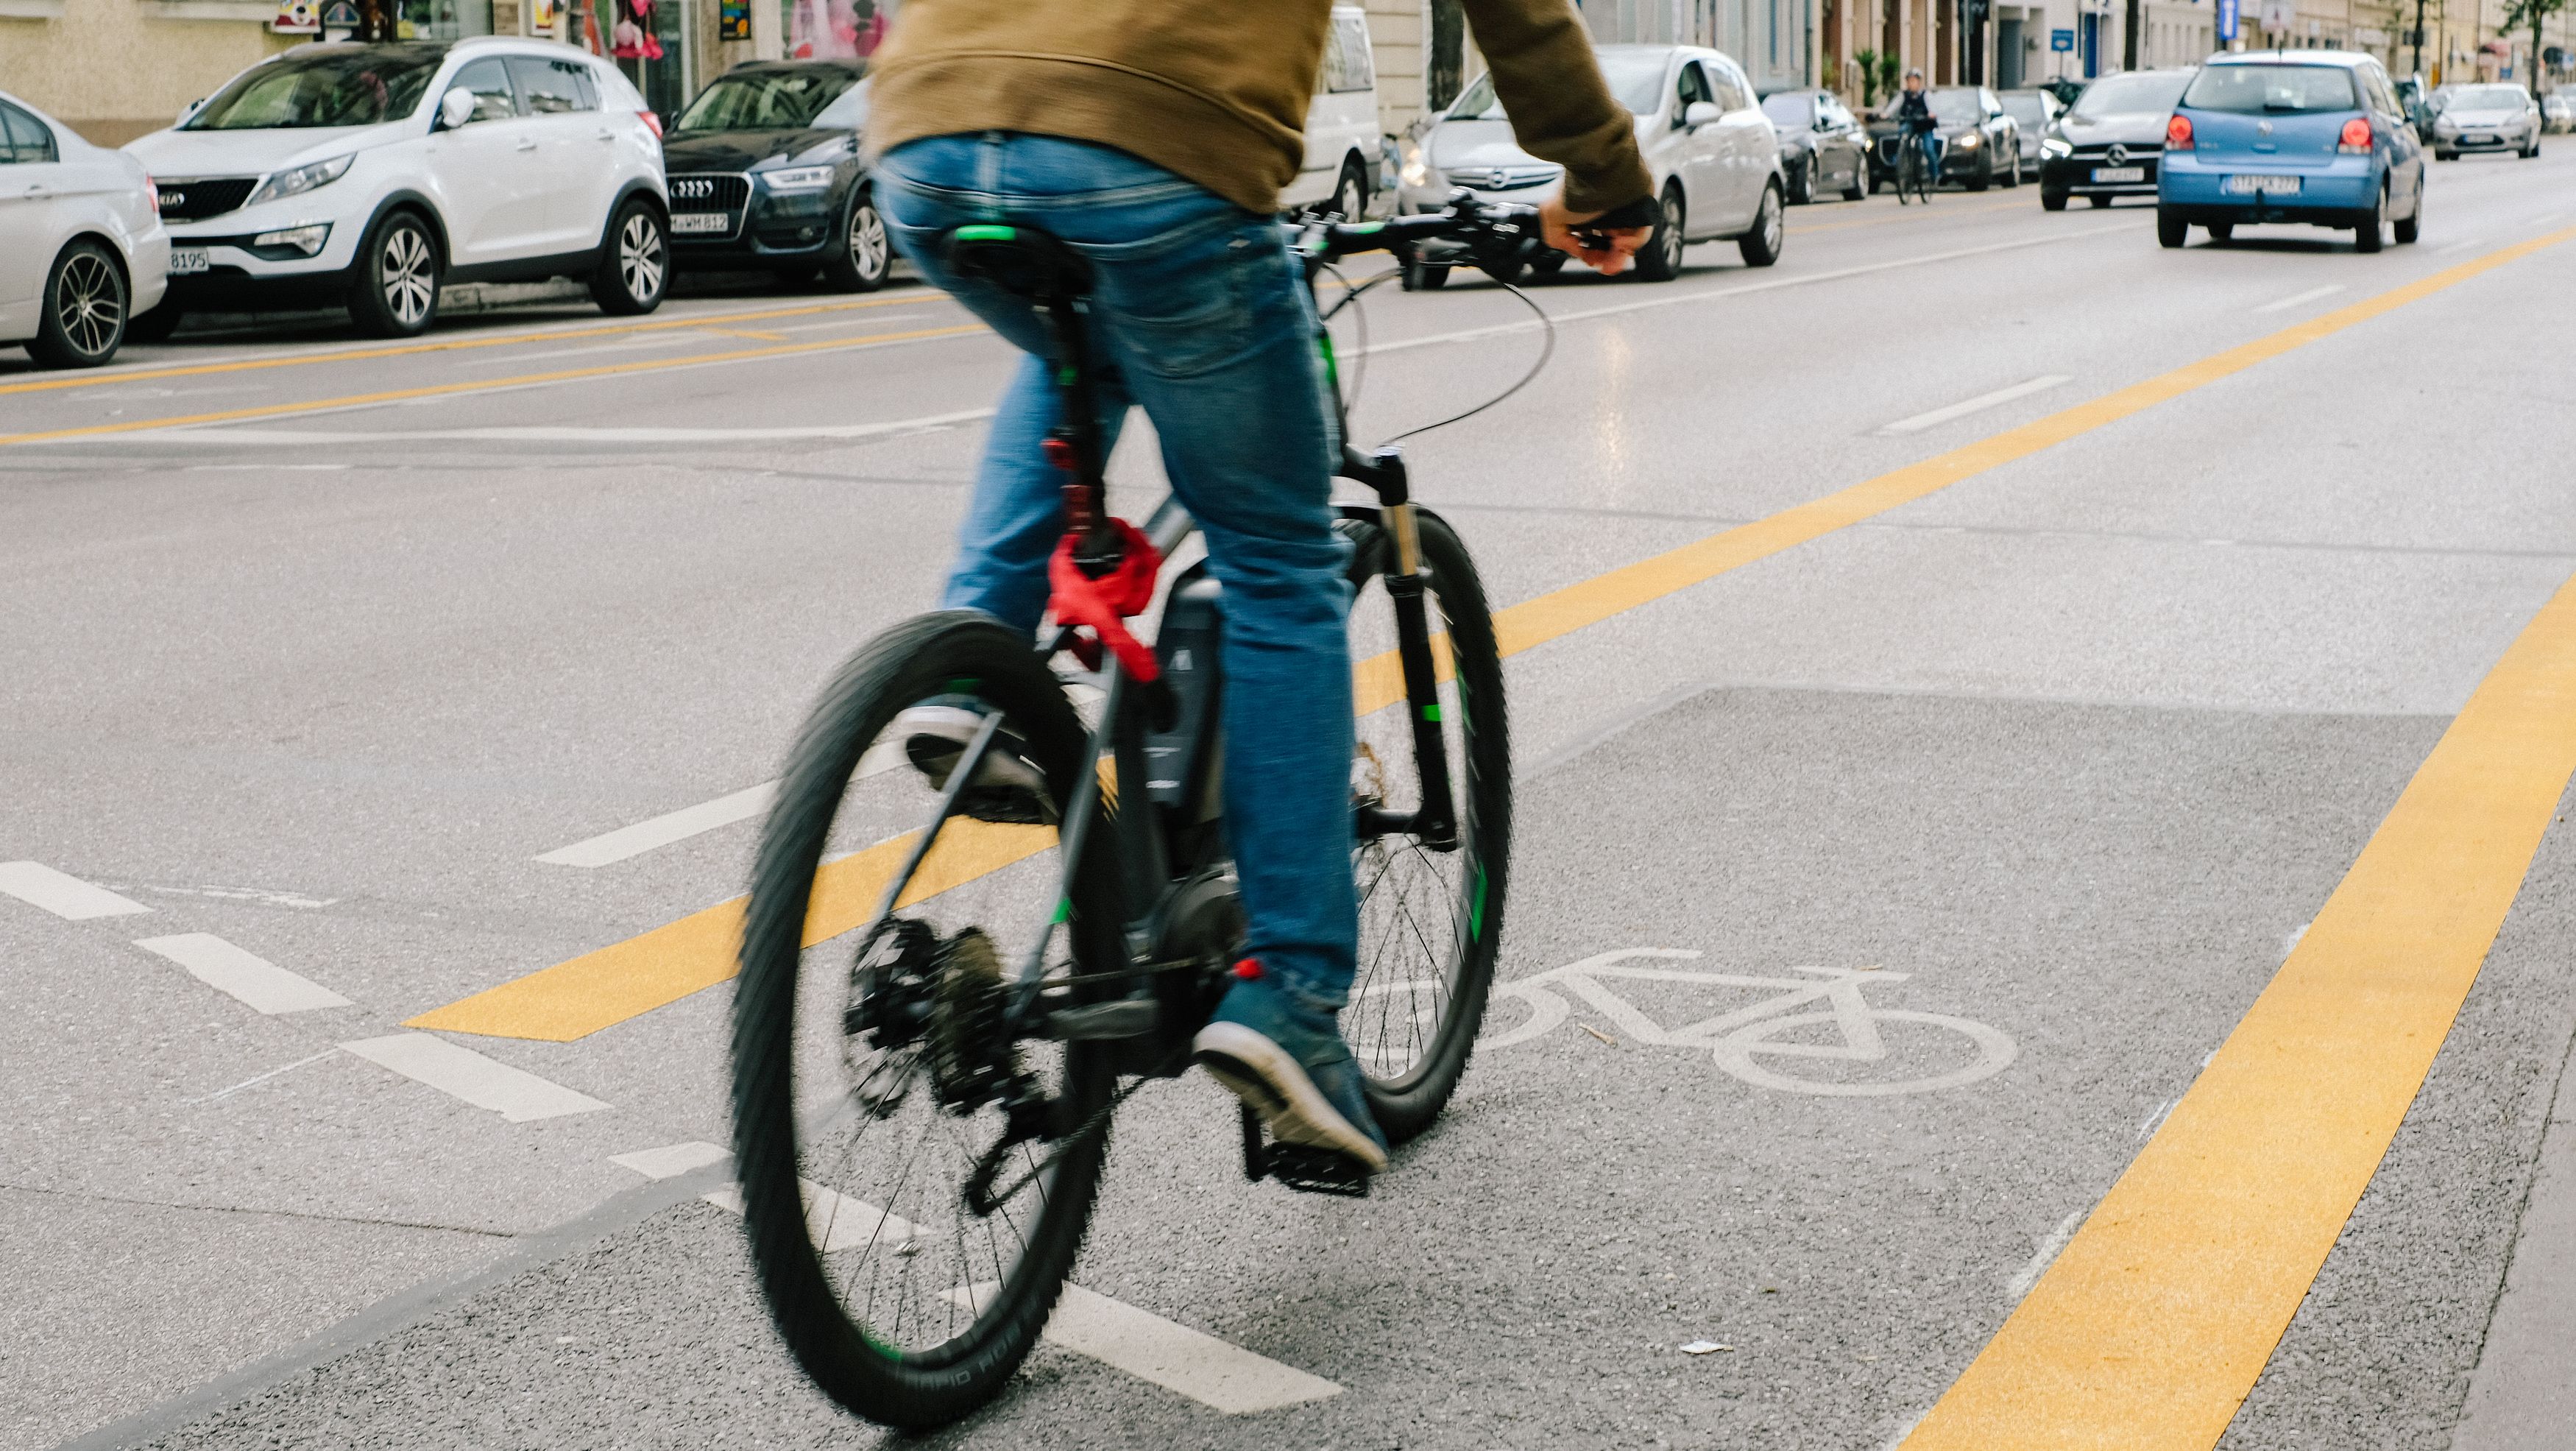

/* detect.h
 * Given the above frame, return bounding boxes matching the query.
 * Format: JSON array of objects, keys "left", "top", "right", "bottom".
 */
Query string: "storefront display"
[{"left": 787, "top": 0, "right": 889, "bottom": 60}]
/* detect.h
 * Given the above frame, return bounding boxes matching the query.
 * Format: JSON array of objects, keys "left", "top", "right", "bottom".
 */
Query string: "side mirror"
[
  {"left": 1682, "top": 100, "right": 1723, "bottom": 130},
  {"left": 436, "top": 87, "right": 475, "bottom": 131},
  {"left": 178, "top": 99, "right": 204, "bottom": 125}
]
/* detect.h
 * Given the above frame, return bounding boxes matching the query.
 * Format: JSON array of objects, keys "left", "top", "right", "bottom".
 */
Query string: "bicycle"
[
  {"left": 728, "top": 196, "right": 1552, "bottom": 1429},
  {"left": 1896, "top": 127, "right": 1938, "bottom": 205}
]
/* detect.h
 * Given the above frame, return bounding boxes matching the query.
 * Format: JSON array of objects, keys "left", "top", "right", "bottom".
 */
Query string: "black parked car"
[
  {"left": 1761, "top": 88, "right": 1870, "bottom": 203},
  {"left": 2037, "top": 69, "right": 2193, "bottom": 211},
  {"left": 661, "top": 60, "right": 886, "bottom": 291},
  {"left": 1866, "top": 86, "right": 2020, "bottom": 191}
]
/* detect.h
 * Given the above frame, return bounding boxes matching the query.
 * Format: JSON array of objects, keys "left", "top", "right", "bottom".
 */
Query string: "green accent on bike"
[
  {"left": 1469, "top": 866, "right": 1487, "bottom": 942},
  {"left": 1051, "top": 897, "right": 1071, "bottom": 925},
  {"left": 1058, "top": 366, "right": 1078, "bottom": 386},
  {"left": 952, "top": 225, "right": 1018, "bottom": 241},
  {"left": 946, "top": 677, "right": 980, "bottom": 694},
  {"left": 1420, "top": 702, "right": 1442, "bottom": 723},
  {"left": 1317, "top": 333, "right": 1340, "bottom": 390},
  {"left": 1342, "top": 221, "right": 1386, "bottom": 235}
]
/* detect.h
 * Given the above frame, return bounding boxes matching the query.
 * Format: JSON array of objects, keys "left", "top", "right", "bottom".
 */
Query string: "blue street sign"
[
  {"left": 2051, "top": 27, "right": 2075, "bottom": 49},
  {"left": 2215, "top": 0, "right": 2237, "bottom": 40}
]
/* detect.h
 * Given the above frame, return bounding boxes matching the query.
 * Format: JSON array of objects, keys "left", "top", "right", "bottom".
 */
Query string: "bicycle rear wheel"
[
  {"left": 1340, "top": 507, "right": 1511, "bottom": 1143},
  {"left": 732, "top": 610, "right": 1121, "bottom": 1429}
]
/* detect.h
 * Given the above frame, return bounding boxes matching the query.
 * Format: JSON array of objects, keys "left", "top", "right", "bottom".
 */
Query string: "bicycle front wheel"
[
  {"left": 1340, "top": 506, "right": 1512, "bottom": 1143},
  {"left": 732, "top": 610, "right": 1121, "bottom": 1429}
]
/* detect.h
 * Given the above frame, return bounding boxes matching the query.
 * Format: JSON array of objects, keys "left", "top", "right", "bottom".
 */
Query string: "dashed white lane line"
[
  {"left": 135, "top": 933, "right": 352, "bottom": 1014},
  {"left": 537, "top": 783, "right": 779, "bottom": 867},
  {"left": 607, "top": 1140, "right": 1340, "bottom": 1413},
  {"left": 608, "top": 1140, "right": 731, "bottom": 1179},
  {"left": 537, "top": 741, "right": 907, "bottom": 867},
  {"left": 2252, "top": 283, "right": 2348, "bottom": 314},
  {"left": 2005, "top": 1210, "right": 2086, "bottom": 1303},
  {"left": 2436, "top": 236, "right": 2486, "bottom": 254},
  {"left": 1878, "top": 375, "right": 2073, "bottom": 436},
  {"left": 339, "top": 1032, "right": 609, "bottom": 1121},
  {"left": 948, "top": 1283, "right": 1344, "bottom": 1415},
  {"left": 0, "top": 861, "right": 153, "bottom": 919}
]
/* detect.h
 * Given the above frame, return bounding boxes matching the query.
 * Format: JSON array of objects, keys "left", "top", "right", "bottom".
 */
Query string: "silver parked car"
[
  {"left": 1394, "top": 43, "right": 1786, "bottom": 285},
  {"left": 1998, "top": 87, "right": 2063, "bottom": 179},
  {"left": 2430, "top": 82, "right": 2541, "bottom": 159},
  {"left": 2541, "top": 91, "right": 2576, "bottom": 134}
]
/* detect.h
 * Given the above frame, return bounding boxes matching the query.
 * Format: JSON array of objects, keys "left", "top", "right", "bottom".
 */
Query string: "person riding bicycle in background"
[
  {"left": 1892, "top": 68, "right": 1939, "bottom": 189},
  {"left": 863, "top": 0, "right": 1653, "bottom": 1173}
]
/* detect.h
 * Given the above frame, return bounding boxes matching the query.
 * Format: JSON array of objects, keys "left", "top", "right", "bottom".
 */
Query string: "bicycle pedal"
[
  {"left": 1263, "top": 1144, "right": 1373, "bottom": 1198},
  {"left": 1239, "top": 1106, "right": 1371, "bottom": 1197}
]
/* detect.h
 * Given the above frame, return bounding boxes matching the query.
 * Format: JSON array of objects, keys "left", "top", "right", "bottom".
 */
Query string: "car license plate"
[
  {"left": 2223, "top": 174, "right": 2302, "bottom": 195},
  {"left": 169, "top": 247, "right": 209, "bottom": 275},
  {"left": 2090, "top": 166, "right": 2145, "bottom": 183},
  {"left": 672, "top": 212, "right": 732, "bottom": 235}
]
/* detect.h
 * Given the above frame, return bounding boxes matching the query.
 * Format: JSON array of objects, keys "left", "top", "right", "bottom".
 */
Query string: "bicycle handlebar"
[{"left": 1287, "top": 194, "right": 1548, "bottom": 269}]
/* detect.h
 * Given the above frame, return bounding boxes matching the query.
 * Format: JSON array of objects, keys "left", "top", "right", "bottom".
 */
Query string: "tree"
[{"left": 2501, "top": 0, "right": 2567, "bottom": 89}]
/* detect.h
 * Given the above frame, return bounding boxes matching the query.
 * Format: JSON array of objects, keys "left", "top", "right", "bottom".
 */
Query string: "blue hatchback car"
[{"left": 2157, "top": 51, "right": 2425, "bottom": 253}]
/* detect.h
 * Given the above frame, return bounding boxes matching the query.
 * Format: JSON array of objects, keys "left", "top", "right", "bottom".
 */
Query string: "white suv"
[{"left": 127, "top": 39, "right": 668, "bottom": 339}]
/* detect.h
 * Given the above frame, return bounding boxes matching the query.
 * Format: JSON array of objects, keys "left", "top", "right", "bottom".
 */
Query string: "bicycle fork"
[{"left": 1342, "top": 445, "right": 1460, "bottom": 852}]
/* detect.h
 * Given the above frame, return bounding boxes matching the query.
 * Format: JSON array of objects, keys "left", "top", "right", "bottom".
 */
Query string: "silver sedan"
[{"left": 2432, "top": 83, "right": 2542, "bottom": 160}]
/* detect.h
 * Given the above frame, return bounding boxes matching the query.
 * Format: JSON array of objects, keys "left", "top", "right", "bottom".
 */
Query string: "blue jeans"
[
  {"left": 1914, "top": 130, "right": 1941, "bottom": 180},
  {"left": 877, "top": 133, "right": 1359, "bottom": 1014}
]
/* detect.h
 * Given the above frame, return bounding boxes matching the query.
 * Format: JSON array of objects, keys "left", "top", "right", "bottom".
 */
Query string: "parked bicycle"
[{"left": 728, "top": 197, "right": 1561, "bottom": 1428}]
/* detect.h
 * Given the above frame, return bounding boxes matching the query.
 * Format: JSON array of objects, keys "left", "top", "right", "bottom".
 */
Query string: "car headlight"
[
  {"left": 245, "top": 154, "right": 353, "bottom": 208},
  {"left": 250, "top": 223, "right": 331, "bottom": 257},
  {"left": 761, "top": 166, "right": 836, "bottom": 191},
  {"left": 1398, "top": 138, "right": 1431, "bottom": 189},
  {"left": 2041, "top": 135, "right": 2072, "bottom": 156},
  {"left": 2434, "top": 117, "right": 2458, "bottom": 134},
  {"left": 1952, "top": 133, "right": 1980, "bottom": 150}
]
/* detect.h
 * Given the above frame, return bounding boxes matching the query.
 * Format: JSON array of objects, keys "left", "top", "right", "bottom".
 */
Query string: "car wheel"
[
  {"left": 1526, "top": 252, "right": 1568, "bottom": 283},
  {"left": 1400, "top": 259, "right": 1449, "bottom": 290},
  {"left": 1736, "top": 181, "right": 1783, "bottom": 268},
  {"left": 2001, "top": 152, "right": 2020, "bottom": 188},
  {"left": 1479, "top": 255, "right": 1528, "bottom": 286},
  {"left": 2354, "top": 184, "right": 2386, "bottom": 253},
  {"left": 821, "top": 189, "right": 890, "bottom": 292},
  {"left": 2041, "top": 185, "right": 2068, "bottom": 211},
  {"left": 1841, "top": 155, "right": 1866, "bottom": 202},
  {"left": 2393, "top": 187, "right": 2421, "bottom": 244},
  {"left": 1786, "top": 157, "right": 1813, "bottom": 205},
  {"left": 2089, "top": 194, "right": 2114, "bottom": 208},
  {"left": 349, "top": 209, "right": 441, "bottom": 339},
  {"left": 591, "top": 199, "right": 668, "bottom": 315},
  {"left": 2209, "top": 222, "right": 2234, "bottom": 244},
  {"left": 1317, "top": 158, "right": 1370, "bottom": 221},
  {"left": 2435, "top": 149, "right": 2456, "bottom": 160},
  {"left": 1969, "top": 153, "right": 1992, "bottom": 191},
  {"left": 2156, "top": 208, "right": 2187, "bottom": 248},
  {"left": 26, "top": 239, "right": 127, "bottom": 369},
  {"left": 125, "top": 300, "right": 183, "bottom": 345},
  {"left": 1632, "top": 185, "right": 1685, "bottom": 282}
]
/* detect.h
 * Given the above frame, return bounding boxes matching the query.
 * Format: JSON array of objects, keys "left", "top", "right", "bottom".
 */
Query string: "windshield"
[
  {"left": 2447, "top": 85, "right": 2528, "bottom": 111},
  {"left": 1998, "top": 93, "right": 2045, "bottom": 122},
  {"left": 1761, "top": 93, "right": 1814, "bottom": 126},
  {"left": 2182, "top": 65, "right": 2360, "bottom": 113},
  {"left": 1454, "top": 51, "right": 1669, "bottom": 119},
  {"left": 1928, "top": 88, "right": 1984, "bottom": 124},
  {"left": 2070, "top": 71, "right": 2192, "bottom": 117},
  {"left": 185, "top": 48, "right": 443, "bottom": 129},
  {"left": 673, "top": 66, "right": 860, "bottom": 131}
]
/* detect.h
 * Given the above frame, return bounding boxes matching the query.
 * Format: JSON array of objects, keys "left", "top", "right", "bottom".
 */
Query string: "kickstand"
[{"left": 1237, "top": 1104, "right": 1371, "bottom": 1198}]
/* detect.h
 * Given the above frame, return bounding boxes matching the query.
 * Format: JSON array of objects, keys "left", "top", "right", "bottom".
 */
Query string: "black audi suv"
[{"left": 661, "top": 60, "right": 886, "bottom": 290}]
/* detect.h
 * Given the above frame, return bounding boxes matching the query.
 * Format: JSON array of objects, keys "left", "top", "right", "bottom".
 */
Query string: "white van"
[{"left": 1284, "top": 5, "right": 1381, "bottom": 216}]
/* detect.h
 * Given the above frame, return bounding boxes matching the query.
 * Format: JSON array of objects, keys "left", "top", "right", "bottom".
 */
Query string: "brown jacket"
[{"left": 865, "top": 0, "right": 1652, "bottom": 217}]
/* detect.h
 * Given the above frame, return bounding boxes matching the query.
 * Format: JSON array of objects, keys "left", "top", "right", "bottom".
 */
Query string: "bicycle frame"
[{"left": 924, "top": 221, "right": 1469, "bottom": 1065}]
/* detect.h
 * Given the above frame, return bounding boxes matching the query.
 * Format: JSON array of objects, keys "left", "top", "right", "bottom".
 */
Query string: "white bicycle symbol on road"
[{"left": 1464, "top": 948, "right": 2017, "bottom": 1097}]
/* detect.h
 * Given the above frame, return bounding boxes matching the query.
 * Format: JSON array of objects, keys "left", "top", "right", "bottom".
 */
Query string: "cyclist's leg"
[{"left": 878, "top": 136, "right": 1139, "bottom": 635}]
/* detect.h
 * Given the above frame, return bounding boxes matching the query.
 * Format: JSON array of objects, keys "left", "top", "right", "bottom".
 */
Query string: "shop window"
[{"left": 786, "top": 0, "right": 893, "bottom": 59}]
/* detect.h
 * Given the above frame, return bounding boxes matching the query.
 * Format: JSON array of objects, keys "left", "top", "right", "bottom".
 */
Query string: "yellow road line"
[
  {"left": 422, "top": 225, "right": 2574, "bottom": 1042},
  {"left": 0, "top": 292, "right": 939, "bottom": 398},
  {"left": 0, "top": 323, "right": 989, "bottom": 448},
  {"left": 1900, "top": 565, "right": 2576, "bottom": 1451},
  {"left": 409, "top": 822, "right": 1052, "bottom": 1041}
]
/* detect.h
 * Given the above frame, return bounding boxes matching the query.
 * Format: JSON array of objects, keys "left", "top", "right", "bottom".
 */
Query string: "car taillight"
[
  {"left": 2167, "top": 113, "right": 2193, "bottom": 149},
  {"left": 144, "top": 174, "right": 160, "bottom": 213},
  {"left": 2339, "top": 117, "right": 2374, "bottom": 153},
  {"left": 637, "top": 109, "right": 662, "bottom": 139}
]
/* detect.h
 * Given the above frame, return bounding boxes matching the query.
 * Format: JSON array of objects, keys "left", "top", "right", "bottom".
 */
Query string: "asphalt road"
[{"left": 8, "top": 153, "right": 2576, "bottom": 1451}]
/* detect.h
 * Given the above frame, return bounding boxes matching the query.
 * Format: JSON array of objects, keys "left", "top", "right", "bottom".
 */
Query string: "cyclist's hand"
[{"left": 1542, "top": 198, "right": 1649, "bottom": 275}]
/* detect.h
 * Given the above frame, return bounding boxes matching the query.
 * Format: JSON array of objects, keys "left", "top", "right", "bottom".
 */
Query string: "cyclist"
[
  {"left": 1892, "top": 67, "right": 1939, "bottom": 193},
  {"left": 866, "top": 0, "right": 1653, "bottom": 1173}
]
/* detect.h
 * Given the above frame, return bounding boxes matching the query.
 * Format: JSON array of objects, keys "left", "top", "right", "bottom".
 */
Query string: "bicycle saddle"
[{"left": 939, "top": 224, "right": 1094, "bottom": 301}]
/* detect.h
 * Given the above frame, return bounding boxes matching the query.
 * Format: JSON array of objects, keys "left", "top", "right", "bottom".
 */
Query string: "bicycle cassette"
[{"left": 928, "top": 927, "right": 1016, "bottom": 1112}]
